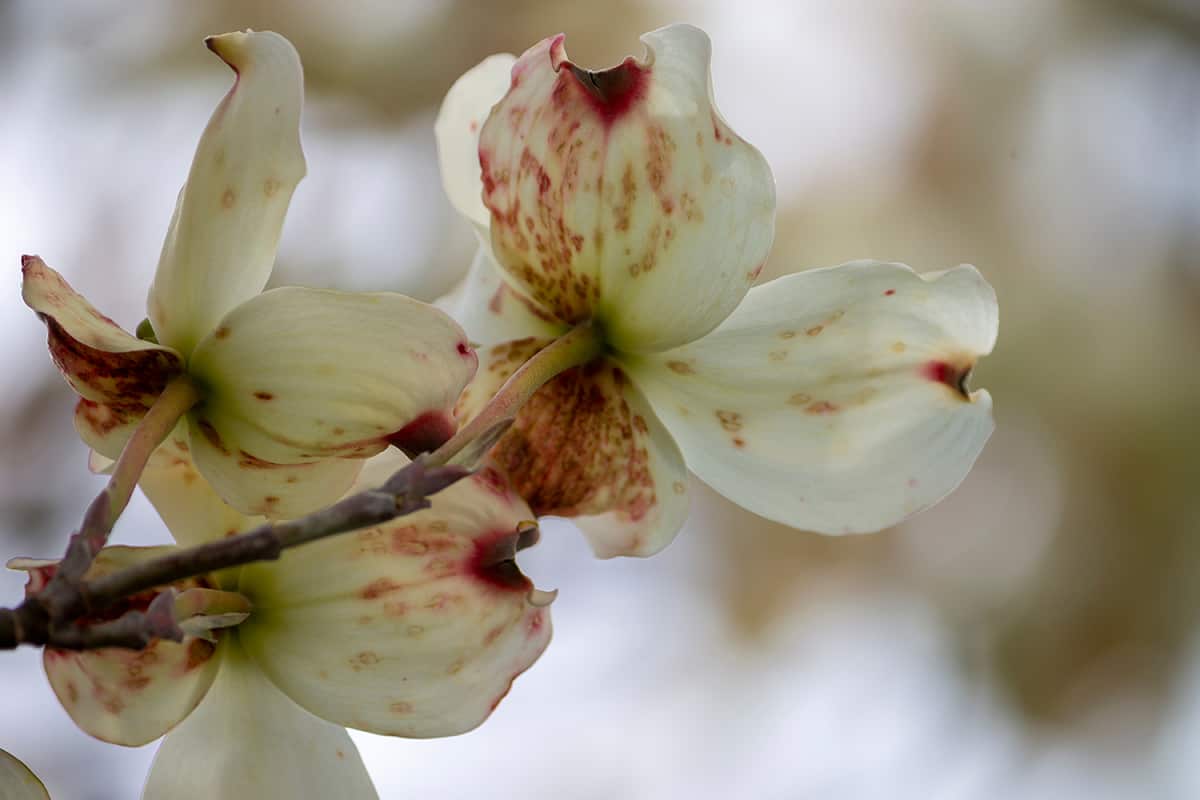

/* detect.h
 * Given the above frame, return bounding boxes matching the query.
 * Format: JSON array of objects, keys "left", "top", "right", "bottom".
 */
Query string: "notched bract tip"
[{"left": 527, "top": 587, "right": 558, "bottom": 608}]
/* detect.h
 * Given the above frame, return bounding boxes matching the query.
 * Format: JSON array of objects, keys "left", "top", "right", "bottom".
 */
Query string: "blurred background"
[{"left": 1, "top": 0, "right": 1197, "bottom": 797}]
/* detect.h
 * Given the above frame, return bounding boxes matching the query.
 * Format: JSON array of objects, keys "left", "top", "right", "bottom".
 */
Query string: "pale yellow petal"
[
  {"left": 478, "top": 24, "right": 775, "bottom": 351},
  {"left": 434, "top": 247, "right": 566, "bottom": 348},
  {"left": 188, "top": 287, "right": 476, "bottom": 464},
  {"left": 147, "top": 31, "right": 306, "bottom": 355},
  {"left": 436, "top": 53, "right": 516, "bottom": 232},
  {"left": 11, "top": 547, "right": 221, "bottom": 747},
  {"left": 237, "top": 471, "right": 551, "bottom": 737},
  {"left": 626, "top": 261, "right": 998, "bottom": 533},
  {"left": 143, "top": 640, "right": 377, "bottom": 800},
  {"left": 22, "top": 256, "right": 183, "bottom": 456},
  {"left": 139, "top": 426, "right": 265, "bottom": 547},
  {"left": 186, "top": 413, "right": 363, "bottom": 519}
]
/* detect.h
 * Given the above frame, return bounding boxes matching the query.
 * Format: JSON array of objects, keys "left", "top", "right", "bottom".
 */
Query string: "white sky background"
[{"left": 1, "top": 0, "right": 1198, "bottom": 797}]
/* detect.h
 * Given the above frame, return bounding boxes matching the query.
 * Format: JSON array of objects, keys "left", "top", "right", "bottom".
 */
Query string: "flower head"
[
  {"left": 12, "top": 449, "right": 551, "bottom": 798},
  {"left": 437, "top": 24, "right": 998, "bottom": 557},
  {"left": 22, "top": 31, "right": 477, "bottom": 518}
]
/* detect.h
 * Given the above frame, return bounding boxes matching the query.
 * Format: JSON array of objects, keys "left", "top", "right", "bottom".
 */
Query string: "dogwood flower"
[
  {"left": 436, "top": 24, "right": 998, "bottom": 557},
  {"left": 10, "top": 449, "right": 551, "bottom": 800},
  {"left": 22, "top": 30, "right": 476, "bottom": 519}
]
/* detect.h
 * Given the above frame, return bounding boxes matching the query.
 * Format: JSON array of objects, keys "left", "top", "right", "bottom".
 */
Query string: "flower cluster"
[
  {"left": 10, "top": 23, "right": 996, "bottom": 800},
  {"left": 437, "top": 24, "right": 996, "bottom": 557}
]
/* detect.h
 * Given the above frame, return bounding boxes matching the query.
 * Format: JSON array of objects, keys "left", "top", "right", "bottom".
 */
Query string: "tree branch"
[
  {"left": 0, "top": 458, "right": 471, "bottom": 650},
  {"left": 0, "top": 591, "right": 182, "bottom": 651}
]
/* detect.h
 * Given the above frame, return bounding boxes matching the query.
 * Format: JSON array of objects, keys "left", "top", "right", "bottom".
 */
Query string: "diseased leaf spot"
[
  {"left": 252, "top": 390, "right": 274, "bottom": 401},
  {"left": 221, "top": 188, "right": 236, "bottom": 209},
  {"left": 805, "top": 400, "right": 839, "bottom": 415},
  {"left": 666, "top": 360, "right": 694, "bottom": 375},
  {"left": 263, "top": 177, "right": 280, "bottom": 197},
  {"left": 806, "top": 325, "right": 823, "bottom": 337}
]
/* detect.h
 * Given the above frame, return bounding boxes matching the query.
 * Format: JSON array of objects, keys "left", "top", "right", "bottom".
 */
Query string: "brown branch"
[
  {"left": 0, "top": 458, "right": 470, "bottom": 650},
  {"left": 0, "top": 592, "right": 182, "bottom": 651}
]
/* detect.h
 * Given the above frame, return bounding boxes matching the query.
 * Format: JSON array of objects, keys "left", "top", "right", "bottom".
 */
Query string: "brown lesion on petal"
[
  {"left": 22, "top": 256, "right": 184, "bottom": 406},
  {"left": 38, "top": 561, "right": 221, "bottom": 740},
  {"left": 386, "top": 410, "right": 458, "bottom": 458},
  {"left": 43, "top": 314, "right": 183, "bottom": 407},
  {"left": 195, "top": 419, "right": 231, "bottom": 456},
  {"left": 486, "top": 358, "right": 658, "bottom": 525},
  {"left": 76, "top": 397, "right": 146, "bottom": 445},
  {"left": 469, "top": 527, "right": 534, "bottom": 593},
  {"left": 920, "top": 358, "right": 975, "bottom": 401},
  {"left": 561, "top": 57, "right": 649, "bottom": 125}
]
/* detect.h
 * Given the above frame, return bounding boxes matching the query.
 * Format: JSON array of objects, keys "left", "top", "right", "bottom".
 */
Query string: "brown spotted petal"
[
  {"left": 138, "top": 425, "right": 267, "bottom": 548},
  {"left": 8, "top": 547, "right": 222, "bottom": 747},
  {"left": 147, "top": 30, "right": 306, "bottom": 357},
  {"left": 478, "top": 23, "right": 775, "bottom": 353},
  {"left": 236, "top": 466, "right": 553, "bottom": 737},
  {"left": 463, "top": 343, "right": 689, "bottom": 558},
  {"left": 74, "top": 398, "right": 152, "bottom": 461},
  {"left": 624, "top": 261, "right": 998, "bottom": 534},
  {"left": 183, "top": 416, "right": 364, "bottom": 520},
  {"left": 184, "top": 286, "right": 476, "bottom": 518},
  {"left": 436, "top": 247, "right": 568, "bottom": 349},
  {"left": 21, "top": 256, "right": 184, "bottom": 448}
]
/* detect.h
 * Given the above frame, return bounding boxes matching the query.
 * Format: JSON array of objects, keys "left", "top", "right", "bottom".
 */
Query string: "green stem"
[{"left": 426, "top": 323, "right": 606, "bottom": 467}]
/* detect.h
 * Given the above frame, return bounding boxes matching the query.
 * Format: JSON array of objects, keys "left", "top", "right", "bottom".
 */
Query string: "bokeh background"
[{"left": 1, "top": 0, "right": 1197, "bottom": 797}]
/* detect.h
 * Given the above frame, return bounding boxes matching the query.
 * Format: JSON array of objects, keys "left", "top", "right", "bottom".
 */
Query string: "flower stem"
[
  {"left": 426, "top": 323, "right": 606, "bottom": 468},
  {"left": 40, "top": 376, "right": 200, "bottom": 619}
]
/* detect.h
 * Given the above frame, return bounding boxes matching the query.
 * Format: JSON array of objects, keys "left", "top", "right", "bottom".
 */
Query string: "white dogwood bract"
[
  {"left": 21, "top": 31, "right": 476, "bottom": 518},
  {"left": 141, "top": 638, "right": 379, "bottom": 800},
  {"left": 437, "top": 24, "right": 998, "bottom": 556},
  {"left": 10, "top": 448, "right": 552, "bottom": 799}
]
